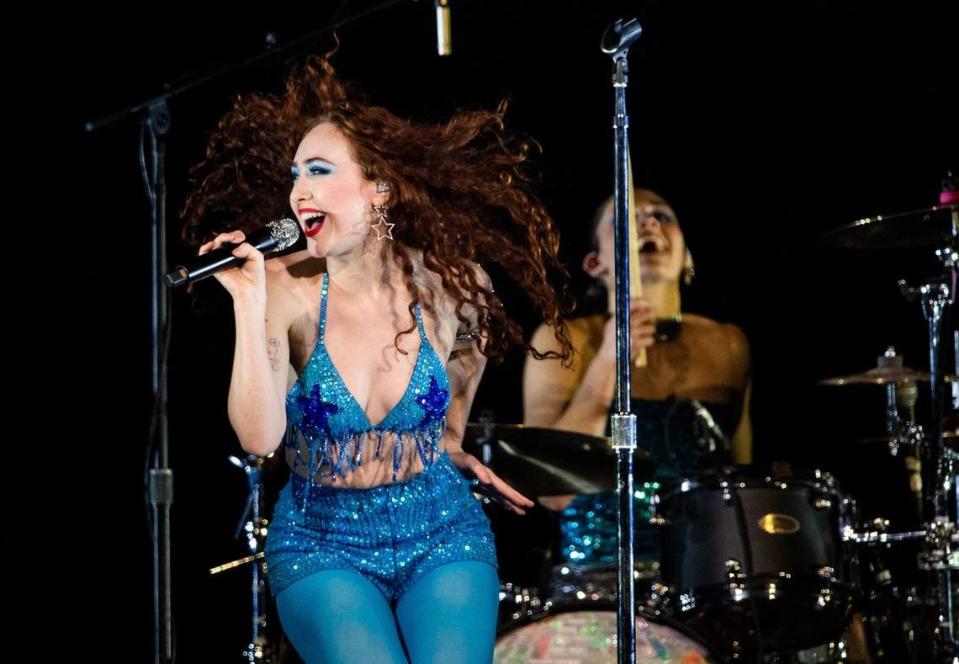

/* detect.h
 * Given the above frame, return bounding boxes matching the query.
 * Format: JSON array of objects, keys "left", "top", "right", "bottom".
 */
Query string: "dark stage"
[{"left": 44, "top": 1, "right": 959, "bottom": 661}]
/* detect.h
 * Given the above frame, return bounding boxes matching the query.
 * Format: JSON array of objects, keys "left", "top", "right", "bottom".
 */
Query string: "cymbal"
[
  {"left": 819, "top": 203, "right": 957, "bottom": 250},
  {"left": 819, "top": 365, "right": 930, "bottom": 386},
  {"left": 462, "top": 423, "right": 653, "bottom": 496}
]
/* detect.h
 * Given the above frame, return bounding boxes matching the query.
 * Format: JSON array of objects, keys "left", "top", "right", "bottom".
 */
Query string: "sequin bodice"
[{"left": 285, "top": 273, "right": 451, "bottom": 483}]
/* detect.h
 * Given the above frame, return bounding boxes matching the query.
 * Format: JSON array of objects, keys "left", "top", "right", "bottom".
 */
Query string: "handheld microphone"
[
  {"left": 164, "top": 218, "right": 301, "bottom": 288},
  {"left": 435, "top": 0, "right": 452, "bottom": 56}
]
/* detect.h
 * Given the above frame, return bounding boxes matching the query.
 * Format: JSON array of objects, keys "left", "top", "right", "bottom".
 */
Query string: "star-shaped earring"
[{"left": 370, "top": 203, "right": 395, "bottom": 241}]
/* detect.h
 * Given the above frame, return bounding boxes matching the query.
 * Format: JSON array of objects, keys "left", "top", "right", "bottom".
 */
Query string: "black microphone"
[
  {"left": 689, "top": 398, "right": 729, "bottom": 452},
  {"left": 164, "top": 218, "right": 301, "bottom": 288},
  {"left": 600, "top": 18, "right": 642, "bottom": 57},
  {"left": 435, "top": 0, "right": 451, "bottom": 56}
]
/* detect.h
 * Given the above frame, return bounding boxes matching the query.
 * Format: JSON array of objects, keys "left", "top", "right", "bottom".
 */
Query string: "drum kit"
[
  {"left": 210, "top": 199, "right": 956, "bottom": 663},
  {"left": 476, "top": 199, "right": 958, "bottom": 663},
  {"left": 467, "top": 429, "right": 860, "bottom": 663}
]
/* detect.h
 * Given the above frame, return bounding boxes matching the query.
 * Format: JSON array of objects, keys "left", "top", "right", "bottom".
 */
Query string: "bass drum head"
[{"left": 495, "top": 601, "right": 714, "bottom": 663}]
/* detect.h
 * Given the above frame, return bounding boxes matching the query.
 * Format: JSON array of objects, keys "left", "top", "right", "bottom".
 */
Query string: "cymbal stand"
[
  {"left": 878, "top": 348, "right": 926, "bottom": 522},
  {"left": 896, "top": 228, "right": 958, "bottom": 659},
  {"left": 229, "top": 454, "right": 276, "bottom": 664}
]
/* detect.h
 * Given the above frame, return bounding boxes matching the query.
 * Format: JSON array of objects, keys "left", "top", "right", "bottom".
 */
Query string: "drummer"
[{"left": 522, "top": 188, "right": 752, "bottom": 566}]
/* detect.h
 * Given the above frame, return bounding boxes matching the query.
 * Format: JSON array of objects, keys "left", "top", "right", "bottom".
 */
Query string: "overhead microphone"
[
  {"left": 689, "top": 398, "right": 729, "bottom": 453},
  {"left": 163, "top": 218, "right": 301, "bottom": 288},
  {"left": 435, "top": 0, "right": 452, "bottom": 56}
]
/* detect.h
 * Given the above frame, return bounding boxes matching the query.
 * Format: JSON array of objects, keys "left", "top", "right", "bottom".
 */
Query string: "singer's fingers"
[
  {"left": 201, "top": 230, "right": 248, "bottom": 254},
  {"left": 229, "top": 242, "right": 264, "bottom": 262}
]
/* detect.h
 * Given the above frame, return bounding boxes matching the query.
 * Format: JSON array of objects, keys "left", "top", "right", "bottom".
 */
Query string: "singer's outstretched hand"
[
  {"left": 448, "top": 450, "right": 535, "bottom": 515},
  {"left": 198, "top": 230, "right": 266, "bottom": 301}
]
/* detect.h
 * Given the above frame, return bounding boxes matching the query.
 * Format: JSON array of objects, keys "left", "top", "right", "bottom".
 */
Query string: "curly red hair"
[{"left": 182, "top": 52, "right": 572, "bottom": 361}]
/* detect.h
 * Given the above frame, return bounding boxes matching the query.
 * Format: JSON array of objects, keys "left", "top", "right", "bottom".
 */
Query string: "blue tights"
[{"left": 276, "top": 561, "right": 499, "bottom": 664}]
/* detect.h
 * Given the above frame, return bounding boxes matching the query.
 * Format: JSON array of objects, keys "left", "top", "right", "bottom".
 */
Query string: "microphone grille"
[{"left": 265, "top": 217, "right": 302, "bottom": 251}]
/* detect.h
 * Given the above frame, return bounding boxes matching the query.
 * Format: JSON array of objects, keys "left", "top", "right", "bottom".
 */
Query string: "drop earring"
[
  {"left": 682, "top": 247, "right": 695, "bottom": 285},
  {"left": 370, "top": 203, "right": 395, "bottom": 241}
]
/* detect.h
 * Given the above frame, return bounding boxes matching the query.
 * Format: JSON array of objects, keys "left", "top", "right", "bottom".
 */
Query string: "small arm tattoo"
[{"left": 267, "top": 337, "right": 282, "bottom": 372}]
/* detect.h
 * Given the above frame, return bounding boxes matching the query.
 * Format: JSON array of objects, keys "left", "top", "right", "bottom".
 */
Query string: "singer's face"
[
  {"left": 289, "top": 122, "right": 385, "bottom": 259},
  {"left": 592, "top": 189, "right": 684, "bottom": 287}
]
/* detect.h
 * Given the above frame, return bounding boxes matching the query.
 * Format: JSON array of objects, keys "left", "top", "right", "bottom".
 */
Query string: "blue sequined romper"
[{"left": 265, "top": 273, "right": 498, "bottom": 601}]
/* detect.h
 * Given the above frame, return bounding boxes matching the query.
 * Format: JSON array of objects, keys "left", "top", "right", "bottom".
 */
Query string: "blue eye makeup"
[
  {"left": 290, "top": 159, "right": 335, "bottom": 181},
  {"left": 308, "top": 162, "right": 333, "bottom": 176}
]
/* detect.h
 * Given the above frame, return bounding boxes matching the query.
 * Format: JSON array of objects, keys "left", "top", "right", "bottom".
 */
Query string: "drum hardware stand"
[
  {"left": 895, "top": 225, "right": 958, "bottom": 660},
  {"left": 227, "top": 454, "right": 277, "bottom": 664},
  {"left": 880, "top": 348, "right": 927, "bottom": 521},
  {"left": 601, "top": 16, "right": 643, "bottom": 664},
  {"left": 849, "top": 518, "right": 927, "bottom": 546}
]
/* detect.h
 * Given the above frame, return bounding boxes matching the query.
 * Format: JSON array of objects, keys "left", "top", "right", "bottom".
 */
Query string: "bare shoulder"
[
  {"left": 682, "top": 313, "right": 750, "bottom": 376},
  {"left": 529, "top": 320, "right": 562, "bottom": 354},
  {"left": 682, "top": 314, "right": 747, "bottom": 345},
  {"left": 531, "top": 313, "right": 600, "bottom": 360},
  {"left": 567, "top": 314, "right": 603, "bottom": 347},
  {"left": 720, "top": 321, "right": 749, "bottom": 358},
  {"left": 417, "top": 257, "right": 489, "bottom": 324}
]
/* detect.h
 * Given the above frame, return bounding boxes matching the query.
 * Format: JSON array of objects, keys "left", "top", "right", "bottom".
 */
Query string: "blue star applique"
[
  {"left": 416, "top": 376, "right": 449, "bottom": 425},
  {"left": 295, "top": 384, "right": 339, "bottom": 440}
]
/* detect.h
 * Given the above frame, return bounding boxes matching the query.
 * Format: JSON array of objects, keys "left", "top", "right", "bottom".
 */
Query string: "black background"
[{"left": 39, "top": 1, "right": 959, "bottom": 661}]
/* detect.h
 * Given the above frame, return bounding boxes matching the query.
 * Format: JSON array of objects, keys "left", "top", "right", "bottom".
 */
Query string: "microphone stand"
[
  {"left": 81, "top": 4, "right": 410, "bottom": 663},
  {"left": 601, "top": 17, "right": 643, "bottom": 664},
  {"left": 144, "top": 101, "right": 175, "bottom": 664}
]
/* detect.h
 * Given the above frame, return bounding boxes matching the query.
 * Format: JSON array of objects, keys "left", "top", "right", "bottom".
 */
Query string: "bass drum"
[{"left": 494, "top": 599, "right": 714, "bottom": 664}]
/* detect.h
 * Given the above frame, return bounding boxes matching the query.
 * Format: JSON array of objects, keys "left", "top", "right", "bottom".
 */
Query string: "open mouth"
[
  {"left": 303, "top": 213, "right": 327, "bottom": 238},
  {"left": 638, "top": 237, "right": 666, "bottom": 254}
]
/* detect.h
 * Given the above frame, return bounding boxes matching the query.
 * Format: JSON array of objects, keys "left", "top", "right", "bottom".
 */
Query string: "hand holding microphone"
[{"left": 164, "top": 218, "right": 301, "bottom": 290}]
